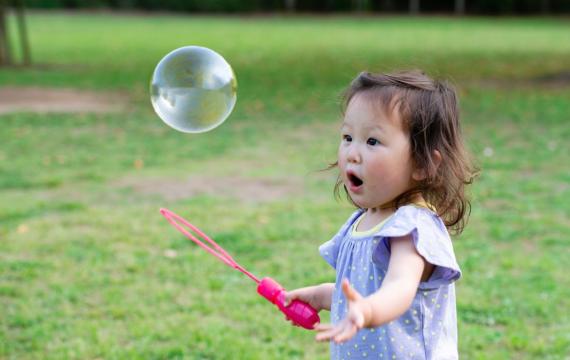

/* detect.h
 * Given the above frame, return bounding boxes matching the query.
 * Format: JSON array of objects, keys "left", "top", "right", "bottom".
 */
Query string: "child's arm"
[
  {"left": 284, "top": 283, "right": 335, "bottom": 312},
  {"left": 315, "top": 234, "right": 428, "bottom": 343}
]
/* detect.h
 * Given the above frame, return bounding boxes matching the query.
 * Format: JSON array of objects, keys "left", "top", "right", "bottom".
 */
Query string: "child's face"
[{"left": 338, "top": 93, "right": 418, "bottom": 210}]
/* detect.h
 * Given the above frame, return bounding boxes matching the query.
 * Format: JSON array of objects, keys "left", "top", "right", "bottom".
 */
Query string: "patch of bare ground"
[
  {"left": 113, "top": 175, "right": 304, "bottom": 203},
  {"left": 0, "top": 86, "right": 129, "bottom": 115}
]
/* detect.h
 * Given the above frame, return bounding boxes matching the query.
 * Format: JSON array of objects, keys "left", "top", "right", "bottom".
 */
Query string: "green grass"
[{"left": 1, "top": 12, "right": 569, "bottom": 359}]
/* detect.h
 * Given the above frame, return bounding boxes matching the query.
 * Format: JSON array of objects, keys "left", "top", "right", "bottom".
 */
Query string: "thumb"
[
  {"left": 283, "top": 290, "right": 297, "bottom": 306},
  {"left": 342, "top": 279, "right": 362, "bottom": 302}
]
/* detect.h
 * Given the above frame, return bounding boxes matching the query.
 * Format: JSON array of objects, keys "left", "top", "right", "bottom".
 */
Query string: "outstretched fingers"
[
  {"left": 333, "top": 322, "right": 359, "bottom": 343},
  {"left": 315, "top": 321, "right": 359, "bottom": 343},
  {"left": 315, "top": 323, "right": 342, "bottom": 342}
]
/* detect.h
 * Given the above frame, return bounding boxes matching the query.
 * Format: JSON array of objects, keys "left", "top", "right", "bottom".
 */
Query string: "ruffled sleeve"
[
  {"left": 373, "top": 206, "right": 461, "bottom": 289},
  {"left": 319, "top": 210, "right": 363, "bottom": 269}
]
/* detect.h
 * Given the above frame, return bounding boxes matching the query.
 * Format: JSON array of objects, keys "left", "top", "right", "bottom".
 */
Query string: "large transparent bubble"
[{"left": 150, "top": 46, "right": 237, "bottom": 133}]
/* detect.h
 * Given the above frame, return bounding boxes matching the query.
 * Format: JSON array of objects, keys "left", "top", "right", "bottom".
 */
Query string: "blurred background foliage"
[{"left": 18, "top": 0, "right": 570, "bottom": 14}]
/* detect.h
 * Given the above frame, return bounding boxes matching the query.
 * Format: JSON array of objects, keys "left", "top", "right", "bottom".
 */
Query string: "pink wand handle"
[{"left": 257, "top": 277, "right": 320, "bottom": 330}]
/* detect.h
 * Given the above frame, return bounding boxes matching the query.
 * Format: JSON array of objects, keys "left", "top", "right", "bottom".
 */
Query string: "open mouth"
[{"left": 347, "top": 172, "right": 363, "bottom": 188}]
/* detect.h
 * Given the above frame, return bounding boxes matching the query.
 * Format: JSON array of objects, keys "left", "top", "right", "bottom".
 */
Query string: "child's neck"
[
  {"left": 356, "top": 207, "right": 393, "bottom": 233},
  {"left": 358, "top": 194, "right": 426, "bottom": 232}
]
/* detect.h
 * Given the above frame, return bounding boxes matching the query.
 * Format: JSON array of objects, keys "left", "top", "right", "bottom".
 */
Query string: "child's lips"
[
  {"left": 348, "top": 183, "right": 363, "bottom": 193},
  {"left": 346, "top": 171, "right": 363, "bottom": 193}
]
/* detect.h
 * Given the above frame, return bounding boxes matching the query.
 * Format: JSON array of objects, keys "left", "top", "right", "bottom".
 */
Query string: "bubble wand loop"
[
  {"left": 160, "top": 208, "right": 260, "bottom": 283},
  {"left": 159, "top": 208, "right": 320, "bottom": 330}
]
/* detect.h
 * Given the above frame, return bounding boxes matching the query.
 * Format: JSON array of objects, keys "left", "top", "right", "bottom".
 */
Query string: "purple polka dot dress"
[{"left": 319, "top": 205, "right": 461, "bottom": 360}]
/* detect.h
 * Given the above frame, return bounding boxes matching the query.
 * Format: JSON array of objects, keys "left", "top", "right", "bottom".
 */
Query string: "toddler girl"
[{"left": 285, "top": 70, "right": 477, "bottom": 359}]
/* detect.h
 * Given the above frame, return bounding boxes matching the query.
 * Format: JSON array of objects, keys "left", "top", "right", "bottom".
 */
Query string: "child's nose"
[{"left": 346, "top": 145, "right": 361, "bottom": 163}]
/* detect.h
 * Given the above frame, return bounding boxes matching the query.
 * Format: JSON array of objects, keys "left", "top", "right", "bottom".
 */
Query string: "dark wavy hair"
[{"left": 332, "top": 70, "right": 479, "bottom": 235}]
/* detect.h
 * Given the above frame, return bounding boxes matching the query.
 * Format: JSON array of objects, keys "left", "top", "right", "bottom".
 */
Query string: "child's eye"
[
  {"left": 342, "top": 134, "right": 352, "bottom": 142},
  {"left": 367, "top": 138, "right": 380, "bottom": 146}
]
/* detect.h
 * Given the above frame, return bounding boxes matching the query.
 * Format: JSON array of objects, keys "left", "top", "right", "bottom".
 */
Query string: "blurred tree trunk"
[
  {"left": 0, "top": 0, "right": 12, "bottom": 66},
  {"left": 383, "top": 0, "right": 395, "bottom": 12},
  {"left": 15, "top": 0, "right": 30, "bottom": 65},
  {"left": 284, "top": 0, "right": 295, "bottom": 12},
  {"left": 455, "top": 0, "right": 465, "bottom": 15},
  {"left": 0, "top": 0, "right": 30, "bottom": 67},
  {"left": 541, "top": 0, "right": 550, "bottom": 14},
  {"left": 353, "top": 0, "right": 369, "bottom": 12},
  {"left": 409, "top": 0, "right": 419, "bottom": 14}
]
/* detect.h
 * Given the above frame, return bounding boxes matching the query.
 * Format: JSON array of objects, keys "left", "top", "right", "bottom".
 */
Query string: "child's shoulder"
[
  {"left": 378, "top": 205, "right": 461, "bottom": 286},
  {"left": 393, "top": 203, "right": 438, "bottom": 220},
  {"left": 379, "top": 204, "right": 448, "bottom": 239}
]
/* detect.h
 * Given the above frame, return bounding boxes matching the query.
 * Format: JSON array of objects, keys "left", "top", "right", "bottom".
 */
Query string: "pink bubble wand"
[{"left": 160, "top": 208, "right": 320, "bottom": 330}]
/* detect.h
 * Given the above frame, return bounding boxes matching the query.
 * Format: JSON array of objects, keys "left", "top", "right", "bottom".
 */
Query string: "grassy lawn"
[{"left": 1, "top": 12, "right": 569, "bottom": 359}]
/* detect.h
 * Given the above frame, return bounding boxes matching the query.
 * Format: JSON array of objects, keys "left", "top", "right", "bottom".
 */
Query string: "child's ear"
[{"left": 412, "top": 150, "right": 442, "bottom": 181}]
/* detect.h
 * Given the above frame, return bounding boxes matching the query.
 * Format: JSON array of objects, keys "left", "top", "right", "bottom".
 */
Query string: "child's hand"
[
  {"left": 283, "top": 283, "right": 334, "bottom": 327},
  {"left": 284, "top": 285, "right": 325, "bottom": 312},
  {"left": 315, "top": 279, "right": 369, "bottom": 343}
]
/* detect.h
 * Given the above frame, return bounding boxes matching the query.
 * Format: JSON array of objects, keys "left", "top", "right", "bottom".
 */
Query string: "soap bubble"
[{"left": 150, "top": 46, "right": 237, "bottom": 133}]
